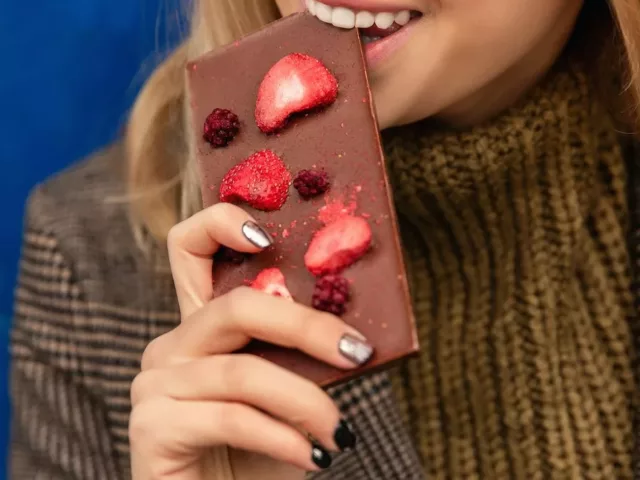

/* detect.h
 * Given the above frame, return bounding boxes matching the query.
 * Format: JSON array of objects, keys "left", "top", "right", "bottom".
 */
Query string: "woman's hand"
[{"left": 129, "top": 203, "right": 374, "bottom": 480}]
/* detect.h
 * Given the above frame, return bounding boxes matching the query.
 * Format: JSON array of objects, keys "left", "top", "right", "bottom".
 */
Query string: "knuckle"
[
  {"left": 215, "top": 403, "right": 249, "bottom": 441},
  {"left": 130, "top": 370, "right": 157, "bottom": 406},
  {"left": 218, "top": 354, "right": 253, "bottom": 395},
  {"left": 304, "top": 309, "right": 341, "bottom": 340},
  {"left": 129, "top": 397, "right": 169, "bottom": 446},
  {"left": 207, "top": 202, "right": 233, "bottom": 222},
  {"left": 166, "top": 223, "right": 185, "bottom": 251},
  {"left": 223, "top": 286, "right": 255, "bottom": 320},
  {"left": 226, "top": 285, "right": 254, "bottom": 307},
  {"left": 128, "top": 408, "right": 148, "bottom": 445},
  {"left": 283, "top": 309, "right": 316, "bottom": 347},
  {"left": 140, "top": 335, "right": 166, "bottom": 371}
]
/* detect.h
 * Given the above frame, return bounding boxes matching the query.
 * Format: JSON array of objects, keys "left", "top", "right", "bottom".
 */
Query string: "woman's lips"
[
  {"left": 303, "top": 0, "right": 422, "bottom": 68},
  {"left": 358, "top": 13, "right": 420, "bottom": 68},
  {"left": 362, "top": 18, "right": 417, "bottom": 67}
]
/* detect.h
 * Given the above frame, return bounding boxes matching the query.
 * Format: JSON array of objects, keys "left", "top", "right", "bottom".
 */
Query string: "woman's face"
[{"left": 275, "top": 0, "right": 584, "bottom": 129}]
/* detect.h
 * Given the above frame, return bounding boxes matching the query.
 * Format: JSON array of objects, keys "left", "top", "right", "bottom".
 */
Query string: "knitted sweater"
[{"left": 386, "top": 62, "right": 637, "bottom": 478}]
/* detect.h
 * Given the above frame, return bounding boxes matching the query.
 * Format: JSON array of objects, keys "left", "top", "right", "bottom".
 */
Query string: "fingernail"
[
  {"left": 311, "top": 443, "right": 332, "bottom": 469},
  {"left": 338, "top": 333, "right": 374, "bottom": 366},
  {"left": 334, "top": 419, "right": 357, "bottom": 451},
  {"left": 242, "top": 221, "right": 272, "bottom": 249}
]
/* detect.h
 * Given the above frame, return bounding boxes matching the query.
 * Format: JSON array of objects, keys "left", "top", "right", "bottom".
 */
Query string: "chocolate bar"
[{"left": 187, "top": 12, "right": 418, "bottom": 386}]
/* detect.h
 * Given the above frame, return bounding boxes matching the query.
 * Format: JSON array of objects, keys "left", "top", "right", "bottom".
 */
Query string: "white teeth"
[
  {"left": 308, "top": 2, "right": 416, "bottom": 31},
  {"left": 332, "top": 7, "right": 356, "bottom": 29},
  {"left": 355, "top": 11, "right": 375, "bottom": 28},
  {"left": 395, "top": 10, "right": 411, "bottom": 26},
  {"left": 305, "top": 0, "right": 316, "bottom": 15},
  {"left": 374, "top": 12, "right": 396, "bottom": 29},
  {"left": 315, "top": 2, "right": 333, "bottom": 23}
]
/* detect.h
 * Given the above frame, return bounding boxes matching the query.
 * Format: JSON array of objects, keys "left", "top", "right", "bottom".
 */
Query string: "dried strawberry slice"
[
  {"left": 255, "top": 53, "right": 338, "bottom": 133},
  {"left": 304, "top": 216, "right": 372, "bottom": 276},
  {"left": 219, "top": 149, "right": 291, "bottom": 211}
]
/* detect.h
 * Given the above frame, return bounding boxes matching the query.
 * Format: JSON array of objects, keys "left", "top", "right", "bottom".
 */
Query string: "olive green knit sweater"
[{"left": 385, "top": 63, "right": 636, "bottom": 479}]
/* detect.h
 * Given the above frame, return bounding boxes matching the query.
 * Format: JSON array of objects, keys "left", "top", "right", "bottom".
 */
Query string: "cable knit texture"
[{"left": 385, "top": 61, "right": 637, "bottom": 479}]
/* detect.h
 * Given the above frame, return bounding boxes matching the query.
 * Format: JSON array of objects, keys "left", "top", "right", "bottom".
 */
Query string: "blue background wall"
[{"left": 0, "top": 1, "right": 186, "bottom": 474}]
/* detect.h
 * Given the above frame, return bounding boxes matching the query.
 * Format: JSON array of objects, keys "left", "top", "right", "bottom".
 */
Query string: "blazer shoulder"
[{"left": 23, "top": 142, "right": 175, "bottom": 311}]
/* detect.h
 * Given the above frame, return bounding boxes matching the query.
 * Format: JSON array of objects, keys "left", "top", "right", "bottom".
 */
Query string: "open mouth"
[{"left": 304, "top": 1, "right": 423, "bottom": 45}]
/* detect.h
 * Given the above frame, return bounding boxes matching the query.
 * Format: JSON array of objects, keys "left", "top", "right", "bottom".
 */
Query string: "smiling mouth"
[{"left": 304, "top": 1, "right": 423, "bottom": 44}]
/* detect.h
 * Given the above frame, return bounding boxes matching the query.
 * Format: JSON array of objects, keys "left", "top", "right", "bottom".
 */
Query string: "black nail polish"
[
  {"left": 311, "top": 443, "right": 332, "bottom": 469},
  {"left": 334, "top": 419, "right": 357, "bottom": 451}
]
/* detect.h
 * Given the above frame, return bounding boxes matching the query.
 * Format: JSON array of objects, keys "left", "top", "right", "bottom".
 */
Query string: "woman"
[{"left": 10, "top": 0, "right": 640, "bottom": 478}]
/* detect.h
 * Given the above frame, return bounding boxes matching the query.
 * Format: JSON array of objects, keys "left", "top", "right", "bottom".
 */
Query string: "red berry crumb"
[
  {"left": 203, "top": 108, "right": 240, "bottom": 147},
  {"left": 252, "top": 268, "right": 293, "bottom": 300},
  {"left": 312, "top": 274, "right": 351, "bottom": 316},
  {"left": 293, "top": 169, "right": 330, "bottom": 199},
  {"left": 214, "top": 247, "right": 247, "bottom": 265}
]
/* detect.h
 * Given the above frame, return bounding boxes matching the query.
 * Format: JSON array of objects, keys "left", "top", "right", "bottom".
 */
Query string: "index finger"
[{"left": 167, "top": 203, "right": 273, "bottom": 318}]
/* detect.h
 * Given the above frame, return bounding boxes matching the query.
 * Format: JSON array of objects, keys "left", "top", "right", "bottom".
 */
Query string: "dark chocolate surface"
[{"left": 187, "top": 12, "right": 418, "bottom": 386}]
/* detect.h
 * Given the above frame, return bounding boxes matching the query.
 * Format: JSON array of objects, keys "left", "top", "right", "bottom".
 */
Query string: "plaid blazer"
[{"left": 8, "top": 142, "right": 640, "bottom": 479}]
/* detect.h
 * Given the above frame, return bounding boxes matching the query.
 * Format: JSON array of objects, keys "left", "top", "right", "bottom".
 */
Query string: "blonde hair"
[
  {"left": 125, "top": 0, "right": 640, "bottom": 245},
  {"left": 125, "top": 0, "right": 279, "bottom": 244}
]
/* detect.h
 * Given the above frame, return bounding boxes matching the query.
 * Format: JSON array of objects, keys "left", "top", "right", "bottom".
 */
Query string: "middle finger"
[{"left": 146, "top": 287, "right": 374, "bottom": 371}]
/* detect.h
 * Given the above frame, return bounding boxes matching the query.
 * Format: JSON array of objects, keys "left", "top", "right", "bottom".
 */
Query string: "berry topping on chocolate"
[
  {"left": 312, "top": 274, "right": 351, "bottom": 316},
  {"left": 220, "top": 149, "right": 291, "bottom": 211},
  {"left": 203, "top": 108, "right": 240, "bottom": 147},
  {"left": 305, "top": 216, "right": 372, "bottom": 276},
  {"left": 252, "top": 268, "right": 293, "bottom": 299},
  {"left": 293, "top": 169, "right": 330, "bottom": 199},
  {"left": 214, "top": 246, "right": 248, "bottom": 265},
  {"left": 255, "top": 53, "right": 338, "bottom": 133}
]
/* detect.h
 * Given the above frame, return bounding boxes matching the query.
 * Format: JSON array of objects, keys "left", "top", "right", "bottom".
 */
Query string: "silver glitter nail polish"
[
  {"left": 338, "top": 334, "right": 374, "bottom": 366},
  {"left": 242, "top": 221, "right": 273, "bottom": 249}
]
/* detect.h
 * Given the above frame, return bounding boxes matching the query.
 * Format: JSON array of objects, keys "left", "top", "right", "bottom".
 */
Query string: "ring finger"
[
  {"left": 130, "top": 398, "right": 333, "bottom": 473},
  {"left": 132, "top": 354, "right": 356, "bottom": 452}
]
